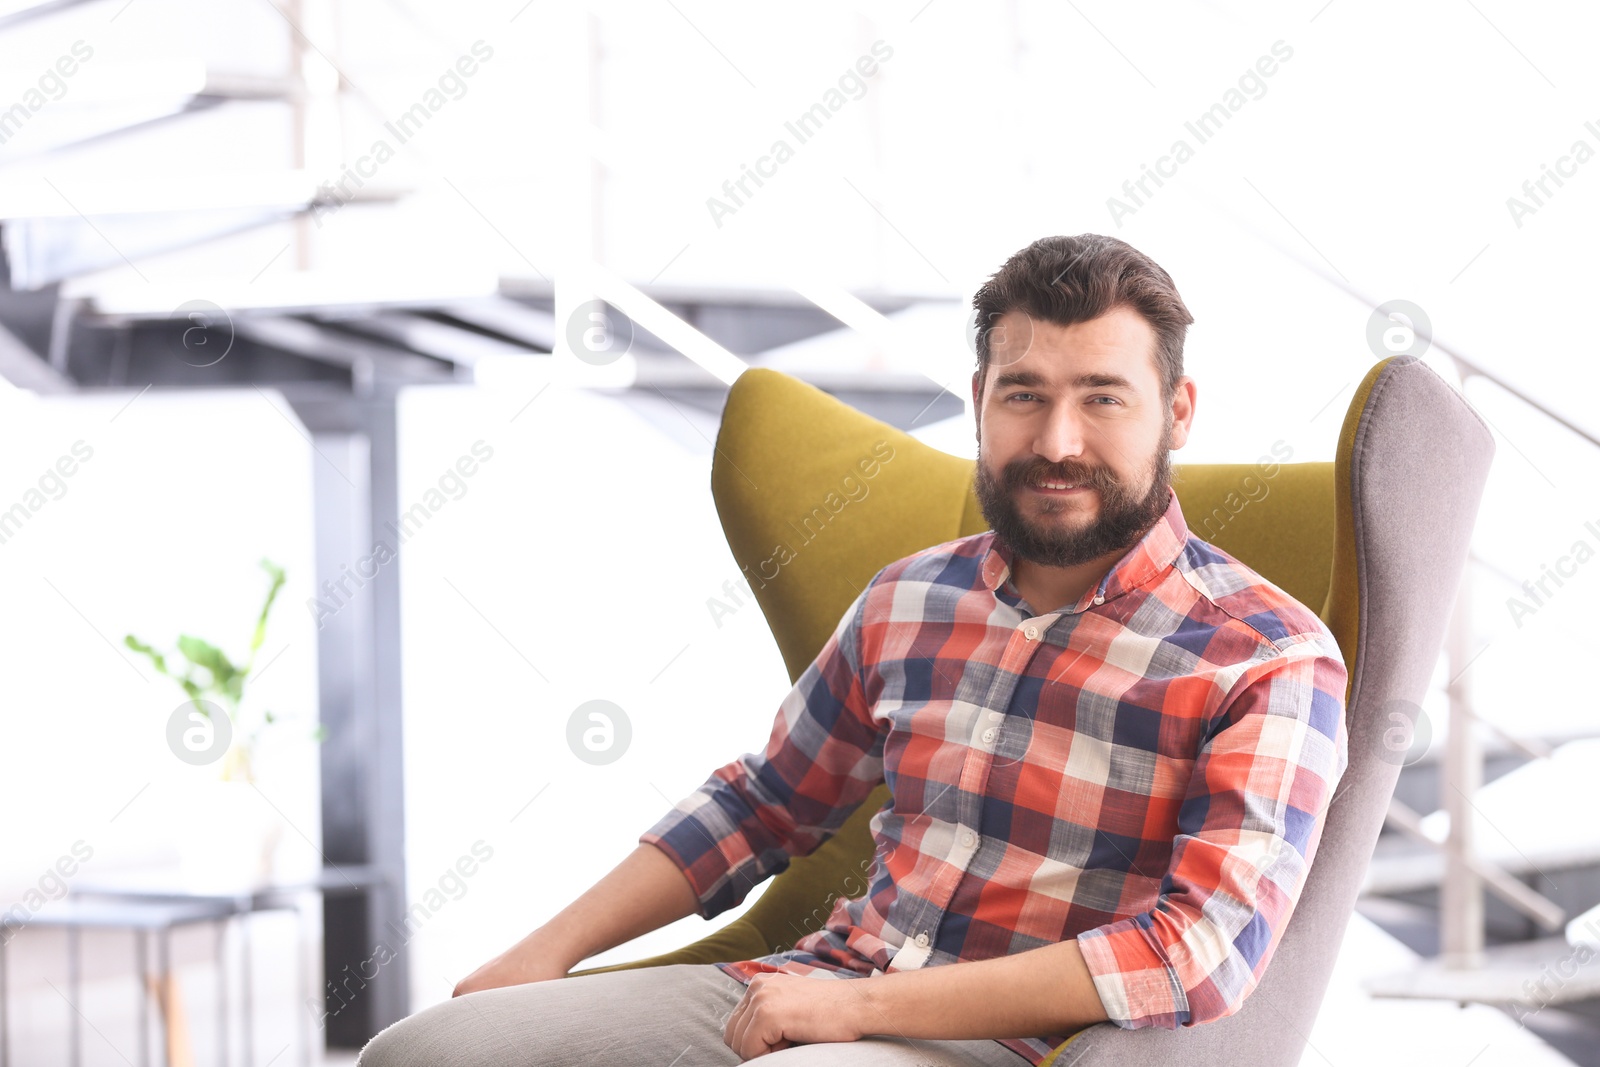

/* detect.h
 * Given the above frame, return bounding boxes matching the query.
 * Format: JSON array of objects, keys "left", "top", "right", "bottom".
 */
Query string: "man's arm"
[
  {"left": 1072, "top": 637, "right": 1349, "bottom": 1028},
  {"left": 723, "top": 937, "right": 1110, "bottom": 1056},
  {"left": 458, "top": 577, "right": 885, "bottom": 998},
  {"left": 639, "top": 577, "right": 886, "bottom": 921},
  {"left": 722, "top": 636, "right": 1347, "bottom": 1056},
  {"left": 453, "top": 843, "right": 697, "bottom": 996}
]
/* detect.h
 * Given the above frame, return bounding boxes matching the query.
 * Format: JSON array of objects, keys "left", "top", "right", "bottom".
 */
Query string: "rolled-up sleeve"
[
  {"left": 1076, "top": 633, "right": 1349, "bottom": 1028},
  {"left": 639, "top": 579, "right": 887, "bottom": 920}
]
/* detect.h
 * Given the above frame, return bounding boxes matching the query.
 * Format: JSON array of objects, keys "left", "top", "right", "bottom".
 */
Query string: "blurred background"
[{"left": 0, "top": 0, "right": 1597, "bottom": 1064}]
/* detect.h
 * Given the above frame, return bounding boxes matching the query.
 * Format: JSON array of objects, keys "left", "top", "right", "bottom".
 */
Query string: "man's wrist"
[
  {"left": 518, "top": 924, "right": 584, "bottom": 972},
  {"left": 834, "top": 939, "right": 1112, "bottom": 1041},
  {"left": 849, "top": 976, "right": 887, "bottom": 1041}
]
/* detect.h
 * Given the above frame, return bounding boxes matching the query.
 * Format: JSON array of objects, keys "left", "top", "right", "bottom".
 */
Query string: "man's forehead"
[{"left": 986, "top": 309, "right": 1160, "bottom": 388}]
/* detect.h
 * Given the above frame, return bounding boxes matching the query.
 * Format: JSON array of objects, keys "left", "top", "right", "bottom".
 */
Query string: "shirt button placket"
[{"left": 933, "top": 610, "right": 1056, "bottom": 972}]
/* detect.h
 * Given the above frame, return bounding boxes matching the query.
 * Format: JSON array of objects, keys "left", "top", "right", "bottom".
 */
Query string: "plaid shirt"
[{"left": 640, "top": 488, "right": 1348, "bottom": 1063}]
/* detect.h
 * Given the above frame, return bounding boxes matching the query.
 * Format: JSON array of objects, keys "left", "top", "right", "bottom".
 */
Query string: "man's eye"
[
  {"left": 1006, "top": 392, "right": 1036, "bottom": 403},
  {"left": 1089, "top": 396, "right": 1121, "bottom": 405}
]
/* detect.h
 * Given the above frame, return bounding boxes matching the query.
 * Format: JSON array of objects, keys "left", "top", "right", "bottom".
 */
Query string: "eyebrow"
[{"left": 990, "top": 369, "right": 1137, "bottom": 392}]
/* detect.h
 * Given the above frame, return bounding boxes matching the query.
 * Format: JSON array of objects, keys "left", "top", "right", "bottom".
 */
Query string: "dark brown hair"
[{"left": 971, "top": 234, "right": 1194, "bottom": 404}]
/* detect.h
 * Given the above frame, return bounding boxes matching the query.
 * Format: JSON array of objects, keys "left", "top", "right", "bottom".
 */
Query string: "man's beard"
[{"left": 974, "top": 433, "right": 1173, "bottom": 569}]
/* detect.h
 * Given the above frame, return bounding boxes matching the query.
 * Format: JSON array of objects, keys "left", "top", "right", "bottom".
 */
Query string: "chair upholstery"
[{"left": 572, "top": 355, "right": 1494, "bottom": 1066}]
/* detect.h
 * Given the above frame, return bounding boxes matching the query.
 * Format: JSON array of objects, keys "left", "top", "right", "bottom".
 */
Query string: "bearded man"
[{"left": 361, "top": 234, "right": 1348, "bottom": 1067}]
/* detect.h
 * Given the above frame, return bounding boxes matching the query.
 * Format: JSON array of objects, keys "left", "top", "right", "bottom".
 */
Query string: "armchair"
[{"left": 573, "top": 354, "right": 1493, "bottom": 1066}]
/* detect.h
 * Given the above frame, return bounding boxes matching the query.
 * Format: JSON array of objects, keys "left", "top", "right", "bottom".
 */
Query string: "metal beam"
[
  {"left": 0, "top": 319, "right": 72, "bottom": 393},
  {"left": 1442, "top": 579, "right": 1485, "bottom": 965},
  {"left": 1384, "top": 798, "right": 1564, "bottom": 931},
  {"left": 284, "top": 393, "right": 410, "bottom": 1046},
  {"left": 233, "top": 317, "right": 456, "bottom": 386},
  {"left": 314, "top": 310, "right": 534, "bottom": 369},
  {"left": 437, "top": 299, "right": 557, "bottom": 352},
  {"left": 582, "top": 261, "right": 747, "bottom": 386}
]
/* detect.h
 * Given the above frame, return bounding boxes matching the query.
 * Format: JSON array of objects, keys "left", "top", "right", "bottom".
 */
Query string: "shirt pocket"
[{"left": 877, "top": 695, "right": 982, "bottom": 822}]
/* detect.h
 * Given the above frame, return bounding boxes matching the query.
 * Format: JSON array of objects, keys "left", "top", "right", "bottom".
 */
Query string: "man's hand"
[
  {"left": 722, "top": 972, "right": 868, "bottom": 1059},
  {"left": 452, "top": 944, "right": 569, "bottom": 997},
  {"left": 723, "top": 941, "right": 1108, "bottom": 1051}
]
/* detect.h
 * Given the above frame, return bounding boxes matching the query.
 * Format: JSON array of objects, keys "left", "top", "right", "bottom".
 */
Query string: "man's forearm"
[
  {"left": 852, "top": 938, "right": 1110, "bottom": 1041},
  {"left": 530, "top": 843, "right": 700, "bottom": 969},
  {"left": 455, "top": 843, "right": 701, "bottom": 996}
]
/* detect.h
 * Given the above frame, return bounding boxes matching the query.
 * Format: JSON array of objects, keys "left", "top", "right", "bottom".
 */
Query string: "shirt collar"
[{"left": 979, "top": 487, "right": 1189, "bottom": 614}]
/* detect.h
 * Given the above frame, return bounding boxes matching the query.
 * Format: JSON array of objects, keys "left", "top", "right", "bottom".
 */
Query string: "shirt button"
[
  {"left": 1092, "top": 595, "right": 1105, "bottom": 605},
  {"left": 981, "top": 727, "right": 997, "bottom": 743},
  {"left": 1023, "top": 625, "right": 1039, "bottom": 641},
  {"left": 959, "top": 828, "right": 976, "bottom": 848}
]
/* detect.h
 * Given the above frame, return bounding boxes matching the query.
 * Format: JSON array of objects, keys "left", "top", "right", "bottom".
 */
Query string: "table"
[
  {"left": 0, "top": 897, "right": 237, "bottom": 1067},
  {"left": 67, "top": 865, "right": 392, "bottom": 1067}
]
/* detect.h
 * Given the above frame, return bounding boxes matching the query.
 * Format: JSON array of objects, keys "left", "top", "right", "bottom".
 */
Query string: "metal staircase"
[{"left": 0, "top": 6, "right": 963, "bottom": 1054}]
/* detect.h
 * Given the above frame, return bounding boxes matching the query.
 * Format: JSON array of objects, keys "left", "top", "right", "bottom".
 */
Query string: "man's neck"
[{"left": 1009, "top": 547, "right": 1128, "bottom": 615}]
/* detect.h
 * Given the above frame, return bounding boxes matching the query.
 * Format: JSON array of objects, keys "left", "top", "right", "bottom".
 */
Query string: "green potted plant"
[
  {"left": 126, "top": 557, "right": 324, "bottom": 782},
  {"left": 125, "top": 558, "right": 325, "bottom": 887}
]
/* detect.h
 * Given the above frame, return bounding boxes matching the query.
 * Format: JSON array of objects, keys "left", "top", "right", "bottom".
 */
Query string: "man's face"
[{"left": 970, "top": 306, "right": 1194, "bottom": 569}]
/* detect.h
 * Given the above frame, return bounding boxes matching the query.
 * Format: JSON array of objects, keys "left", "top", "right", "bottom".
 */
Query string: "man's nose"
[{"left": 1033, "top": 403, "right": 1088, "bottom": 464}]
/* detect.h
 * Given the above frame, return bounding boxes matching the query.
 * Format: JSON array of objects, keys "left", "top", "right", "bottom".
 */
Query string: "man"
[{"left": 358, "top": 234, "right": 1348, "bottom": 1066}]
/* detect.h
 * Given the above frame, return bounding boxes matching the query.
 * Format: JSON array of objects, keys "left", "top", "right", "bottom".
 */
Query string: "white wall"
[
  {"left": 391, "top": 378, "right": 796, "bottom": 1007},
  {"left": 0, "top": 381, "right": 324, "bottom": 1063}
]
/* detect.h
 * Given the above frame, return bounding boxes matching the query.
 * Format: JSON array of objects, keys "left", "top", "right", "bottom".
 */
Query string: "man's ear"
[
  {"left": 971, "top": 370, "right": 984, "bottom": 441},
  {"left": 1167, "top": 376, "right": 1197, "bottom": 450}
]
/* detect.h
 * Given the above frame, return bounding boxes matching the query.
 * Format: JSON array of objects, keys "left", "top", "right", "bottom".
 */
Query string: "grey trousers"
[{"left": 355, "top": 962, "right": 1037, "bottom": 1066}]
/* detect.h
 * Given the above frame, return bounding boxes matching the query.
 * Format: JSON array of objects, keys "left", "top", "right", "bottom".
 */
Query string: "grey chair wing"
[{"left": 1048, "top": 356, "right": 1495, "bottom": 1066}]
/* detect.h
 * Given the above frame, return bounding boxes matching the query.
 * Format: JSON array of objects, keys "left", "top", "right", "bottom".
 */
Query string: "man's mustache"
[{"left": 1005, "top": 460, "right": 1121, "bottom": 492}]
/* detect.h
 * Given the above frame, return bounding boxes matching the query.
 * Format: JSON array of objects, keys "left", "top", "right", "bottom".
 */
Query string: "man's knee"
[
  {"left": 353, "top": 1015, "right": 410, "bottom": 1067},
  {"left": 354, "top": 984, "right": 570, "bottom": 1066},
  {"left": 355, "top": 966, "right": 738, "bottom": 1066},
  {"left": 354, "top": 1000, "right": 472, "bottom": 1067}
]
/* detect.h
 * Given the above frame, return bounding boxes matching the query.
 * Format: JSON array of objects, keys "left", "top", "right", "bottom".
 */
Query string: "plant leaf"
[
  {"left": 124, "top": 635, "right": 172, "bottom": 677},
  {"left": 250, "top": 558, "right": 287, "bottom": 654},
  {"left": 177, "top": 635, "right": 237, "bottom": 687}
]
